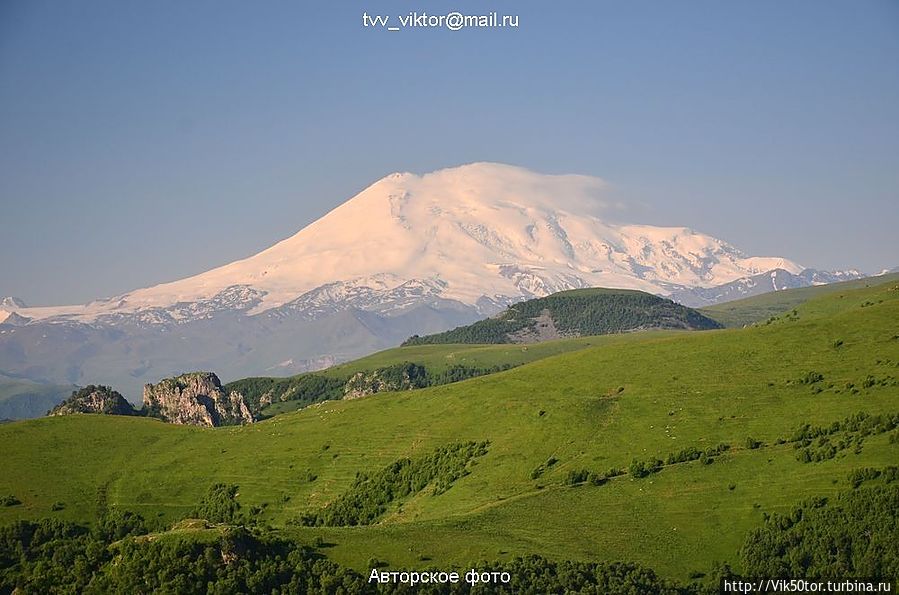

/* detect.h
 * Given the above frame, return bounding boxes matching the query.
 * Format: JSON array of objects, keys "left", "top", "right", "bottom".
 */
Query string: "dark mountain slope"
[{"left": 403, "top": 288, "right": 721, "bottom": 346}]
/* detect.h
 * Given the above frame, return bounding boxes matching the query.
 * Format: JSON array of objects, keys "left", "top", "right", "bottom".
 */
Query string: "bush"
[
  {"left": 745, "top": 437, "right": 762, "bottom": 450},
  {"left": 0, "top": 495, "right": 21, "bottom": 507},
  {"left": 565, "top": 469, "right": 590, "bottom": 485},
  {"left": 588, "top": 472, "right": 608, "bottom": 486},
  {"left": 629, "top": 458, "right": 663, "bottom": 479},
  {"left": 96, "top": 508, "right": 147, "bottom": 542},
  {"left": 799, "top": 371, "right": 824, "bottom": 385},
  {"left": 191, "top": 483, "right": 242, "bottom": 524}
]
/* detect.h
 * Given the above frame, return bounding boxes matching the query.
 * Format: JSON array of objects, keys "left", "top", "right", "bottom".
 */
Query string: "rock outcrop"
[
  {"left": 142, "top": 372, "right": 254, "bottom": 427},
  {"left": 49, "top": 385, "right": 136, "bottom": 416}
]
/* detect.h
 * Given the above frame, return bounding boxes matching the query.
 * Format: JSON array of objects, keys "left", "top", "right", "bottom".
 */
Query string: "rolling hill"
[
  {"left": 403, "top": 288, "right": 721, "bottom": 345},
  {"left": 227, "top": 288, "right": 720, "bottom": 417},
  {"left": 0, "top": 278, "right": 897, "bottom": 589},
  {"left": 699, "top": 271, "right": 899, "bottom": 328}
]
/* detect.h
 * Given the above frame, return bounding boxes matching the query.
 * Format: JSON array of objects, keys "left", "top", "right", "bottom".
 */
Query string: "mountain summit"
[
  {"left": 4, "top": 163, "right": 800, "bottom": 324},
  {"left": 0, "top": 163, "right": 848, "bottom": 398}
]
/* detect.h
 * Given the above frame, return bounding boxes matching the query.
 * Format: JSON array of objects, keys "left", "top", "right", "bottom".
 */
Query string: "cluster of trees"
[
  {"left": 403, "top": 289, "right": 720, "bottom": 346},
  {"left": 861, "top": 374, "right": 897, "bottom": 389},
  {"left": 552, "top": 410, "right": 898, "bottom": 489},
  {"left": 0, "top": 511, "right": 707, "bottom": 595},
  {"left": 300, "top": 441, "right": 489, "bottom": 527},
  {"left": 225, "top": 374, "right": 346, "bottom": 415},
  {"left": 0, "top": 517, "right": 365, "bottom": 594},
  {"left": 793, "top": 370, "right": 896, "bottom": 396},
  {"left": 629, "top": 458, "right": 664, "bottom": 479},
  {"left": 529, "top": 456, "right": 558, "bottom": 479},
  {"left": 459, "top": 556, "right": 689, "bottom": 594},
  {"left": 563, "top": 469, "right": 618, "bottom": 487},
  {"left": 427, "top": 363, "right": 514, "bottom": 386},
  {"left": 229, "top": 362, "right": 517, "bottom": 416},
  {"left": 556, "top": 442, "right": 735, "bottom": 487},
  {"left": 558, "top": 412, "right": 899, "bottom": 490},
  {"left": 191, "top": 483, "right": 243, "bottom": 524},
  {"left": 665, "top": 443, "right": 731, "bottom": 466},
  {"left": 346, "top": 362, "right": 518, "bottom": 398},
  {"left": 789, "top": 411, "right": 899, "bottom": 442},
  {"left": 404, "top": 315, "right": 534, "bottom": 345},
  {"left": 740, "top": 484, "right": 899, "bottom": 578},
  {"left": 343, "top": 363, "right": 432, "bottom": 397},
  {"left": 628, "top": 443, "right": 732, "bottom": 480},
  {"left": 794, "top": 434, "right": 861, "bottom": 463},
  {"left": 847, "top": 466, "right": 898, "bottom": 489},
  {"left": 791, "top": 411, "right": 899, "bottom": 463},
  {"left": 2, "top": 481, "right": 896, "bottom": 592},
  {"left": 798, "top": 370, "right": 825, "bottom": 385},
  {"left": 537, "top": 291, "right": 720, "bottom": 335}
]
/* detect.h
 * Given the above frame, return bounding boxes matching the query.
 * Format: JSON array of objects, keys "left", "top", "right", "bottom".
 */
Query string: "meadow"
[{"left": 1, "top": 278, "right": 897, "bottom": 584}]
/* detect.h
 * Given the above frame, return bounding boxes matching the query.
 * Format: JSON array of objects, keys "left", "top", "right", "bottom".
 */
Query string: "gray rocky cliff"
[{"left": 142, "top": 372, "right": 254, "bottom": 427}]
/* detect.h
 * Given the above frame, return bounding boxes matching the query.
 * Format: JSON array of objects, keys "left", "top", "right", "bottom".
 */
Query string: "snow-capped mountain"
[
  {"left": 0, "top": 163, "right": 858, "bottom": 400},
  {"left": 0, "top": 297, "right": 27, "bottom": 310},
  {"left": 669, "top": 268, "right": 867, "bottom": 307},
  {"left": 3, "top": 163, "right": 801, "bottom": 326}
]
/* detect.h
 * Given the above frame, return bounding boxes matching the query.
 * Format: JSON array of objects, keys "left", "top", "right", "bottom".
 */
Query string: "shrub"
[
  {"left": 565, "top": 469, "right": 590, "bottom": 486},
  {"left": 0, "top": 495, "right": 21, "bottom": 507},
  {"left": 745, "top": 437, "right": 762, "bottom": 450},
  {"left": 191, "top": 483, "right": 242, "bottom": 524},
  {"left": 799, "top": 371, "right": 824, "bottom": 385},
  {"left": 629, "top": 458, "right": 663, "bottom": 479}
]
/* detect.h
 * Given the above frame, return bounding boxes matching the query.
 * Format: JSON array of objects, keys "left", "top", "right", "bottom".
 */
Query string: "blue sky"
[{"left": 1, "top": 0, "right": 897, "bottom": 305}]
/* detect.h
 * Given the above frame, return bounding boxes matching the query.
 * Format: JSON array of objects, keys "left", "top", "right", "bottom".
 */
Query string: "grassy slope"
[
  {"left": 318, "top": 334, "right": 628, "bottom": 377},
  {"left": 0, "top": 280, "right": 897, "bottom": 581},
  {"left": 256, "top": 335, "right": 610, "bottom": 416},
  {"left": 699, "top": 272, "right": 899, "bottom": 328}
]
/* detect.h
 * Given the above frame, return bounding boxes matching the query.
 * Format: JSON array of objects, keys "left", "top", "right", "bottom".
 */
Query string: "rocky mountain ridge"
[
  {"left": 142, "top": 372, "right": 254, "bottom": 427},
  {"left": 49, "top": 385, "right": 135, "bottom": 417}
]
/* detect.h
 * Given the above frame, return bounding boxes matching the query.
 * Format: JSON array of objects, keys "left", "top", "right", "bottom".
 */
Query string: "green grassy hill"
[
  {"left": 402, "top": 288, "right": 721, "bottom": 346},
  {"left": 228, "top": 335, "right": 608, "bottom": 417},
  {"left": 699, "top": 272, "right": 899, "bottom": 328},
  {"left": 0, "top": 280, "right": 897, "bottom": 585}
]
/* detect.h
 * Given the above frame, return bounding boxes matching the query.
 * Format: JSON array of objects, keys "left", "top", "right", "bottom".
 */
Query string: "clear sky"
[{"left": 1, "top": 0, "right": 897, "bottom": 306}]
